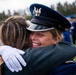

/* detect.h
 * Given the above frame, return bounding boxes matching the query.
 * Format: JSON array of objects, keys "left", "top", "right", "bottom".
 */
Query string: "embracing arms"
[{"left": 1, "top": 42, "right": 76, "bottom": 75}]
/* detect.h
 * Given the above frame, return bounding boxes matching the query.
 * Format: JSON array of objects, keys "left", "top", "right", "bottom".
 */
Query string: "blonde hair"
[
  {"left": 49, "top": 29, "right": 63, "bottom": 42},
  {"left": 0, "top": 16, "right": 31, "bottom": 50}
]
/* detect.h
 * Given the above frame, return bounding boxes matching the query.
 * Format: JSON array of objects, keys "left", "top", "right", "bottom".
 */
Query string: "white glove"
[{"left": 0, "top": 45, "right": 26, "bottom": 72}]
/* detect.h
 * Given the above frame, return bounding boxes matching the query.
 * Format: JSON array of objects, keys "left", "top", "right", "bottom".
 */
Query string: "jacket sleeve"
[
  {"left": 21, "top": 42, "right": 76, "bottom": 75},
  {"left": 2, "top": 42, "right": 76, "bottom": 75}
]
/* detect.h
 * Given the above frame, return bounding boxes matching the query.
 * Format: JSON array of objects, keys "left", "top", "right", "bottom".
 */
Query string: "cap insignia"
[{"left": 33, "top": 6, "right": 42, "bottom": 16}]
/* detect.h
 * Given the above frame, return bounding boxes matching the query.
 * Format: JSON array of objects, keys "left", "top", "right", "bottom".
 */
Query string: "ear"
[
  {"left": 57, "top": 35, "right": 64, "bottom": 42},
  {"left": 53, "top": 36, "right": 60, "bottom": 44}
]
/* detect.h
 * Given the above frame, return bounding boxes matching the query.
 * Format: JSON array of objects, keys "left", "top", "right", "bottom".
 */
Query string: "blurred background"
[{"left": 0, "top": 0, "right": 76, "bottom": 22}]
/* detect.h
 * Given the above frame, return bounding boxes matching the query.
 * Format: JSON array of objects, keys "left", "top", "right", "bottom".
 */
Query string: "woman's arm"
[
  {"left": 1, "top": 42, "right": 76, "bottom": 75},
  {"left": 18, "top": 42, "right": 76, "bottom": 75}
]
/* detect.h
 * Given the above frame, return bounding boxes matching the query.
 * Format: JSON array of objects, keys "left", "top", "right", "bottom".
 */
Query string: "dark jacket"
[
  {"left": 49, "top": 63, "right": 76, "bottom": 75},
  {"left": 2, "top": 42, "right": 76, "bottom": 75}
]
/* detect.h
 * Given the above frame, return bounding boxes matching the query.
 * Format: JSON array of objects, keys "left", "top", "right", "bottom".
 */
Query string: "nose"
[{"left": 30, "top": 32, "right": 36, "bottom": 40}]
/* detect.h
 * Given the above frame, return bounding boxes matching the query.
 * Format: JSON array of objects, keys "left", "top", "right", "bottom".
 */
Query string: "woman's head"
[
  {"left": 26, "top": 3, "right": 71, "bottom": 48},
  {"left": 0, "top": 16, "right": 31, "bottom": 50},
  {"left": 30, "top": 29, "right": 63, "bottom": 48}
]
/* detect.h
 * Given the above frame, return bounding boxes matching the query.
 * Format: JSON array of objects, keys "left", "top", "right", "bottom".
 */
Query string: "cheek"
[
  {"left": 46, "top": 40, "right": 54, "bottom": 45},
  {"left": 40, "top": 38, "right": 53, "bottom": 45}
]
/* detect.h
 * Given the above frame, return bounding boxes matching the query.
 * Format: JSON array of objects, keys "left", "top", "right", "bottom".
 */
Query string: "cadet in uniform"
[{"left": 1, "top": 3, "right": 76, "bottom": 75}]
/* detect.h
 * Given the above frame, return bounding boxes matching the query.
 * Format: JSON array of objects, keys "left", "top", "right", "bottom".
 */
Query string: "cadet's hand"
[{"left": 0, "top": 45, "right": 26, "bottom": 72}]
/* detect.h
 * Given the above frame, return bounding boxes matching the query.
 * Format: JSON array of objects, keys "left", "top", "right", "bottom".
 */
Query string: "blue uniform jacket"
[{"left": 49, "top": 63, "right": 76, "bottom": 75}]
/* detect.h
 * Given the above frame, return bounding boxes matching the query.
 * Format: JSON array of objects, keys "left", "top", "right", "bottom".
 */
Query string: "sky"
[{"left": 0, "top": 0, "right": 75, "bottom": 14}]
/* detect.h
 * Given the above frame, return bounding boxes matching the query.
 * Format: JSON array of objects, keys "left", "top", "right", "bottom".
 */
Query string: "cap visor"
[{"left": 26, "top": 20, "right": 55, "bottom": 31}]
